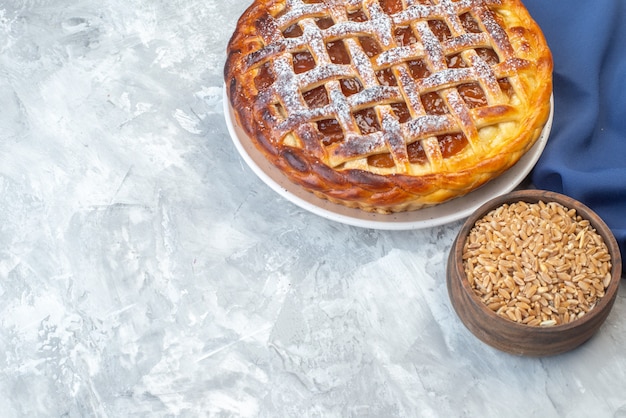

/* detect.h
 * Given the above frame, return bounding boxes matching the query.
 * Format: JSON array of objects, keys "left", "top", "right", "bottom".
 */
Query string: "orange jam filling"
[
  {"left": 315, "top": 16, "right": 334, "bottom": 29},
  {"left": 447, "top": 53, "right": 468, "bottom": 68},
  {"left": 408, "top": 141, "right": 428, "bottom": 165},
  {"left": 394, "top": 26, "right": 418, "bottom": 46},
  {"left": 354, "top": 108, "right": 381, "bottom": 134},
  {"left": 408, "top": 59, "right": 431, "bottom": 79},
  {"left": 292, "top": 50, "right": 315, "bottom": 73},
  {"left": 476, "top": 48, "right": 500, "bottom": 65},
  {"left": 498, "top": 78, "right": 515, "bottom": 98},
  {"left": 376, "top": 68, "right": 398, "bottom": 86},
  {"left": 317, "top": 118, "right": 344, "bottom": 145},
  {"left": 390, "top": 103, "right": 411, "bottom": 123},
  {"left": 460, "top": 12, "right": 481, "bottom": 33},
  {"left": 358, "top": 36, "right": 383, "bottom": 57},
  {"left": 368, "top": 153, "right": 395, "bottom": 168},
  {"left": 428, "top": 20, "right": 452, "bottom": 42},
  {"left": 438, "top": 133, "right": 468, "bottom": 158},
  {"left": 380, "top": 0, "right": 403, "bottom": 14},
  {"left": 282, "top": 23, "right": 303, "bottom": 38},
  {"left": 340, "top": 78, "right": 363, "bottom": 96},
  {"left": 254, "top": 61, "right": 275, "bottom": 91},
  {"left": 458, "top": 83, "right": 488, "bottom": 108},
  {"left": 347, "top": 9, "right": 368, "bottom": 22},
  {"left": 326, "top": 41, "right": 350, "bottom": 64},
  {"left": 421, "top": 92, "right": 447, "bottom": 115},
  {"left": 303, "top": 85, "right": 329, "bottom": 108}
]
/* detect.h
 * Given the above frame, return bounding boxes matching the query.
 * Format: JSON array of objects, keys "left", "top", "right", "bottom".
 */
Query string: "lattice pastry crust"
[{"left": 225, "top": 0, "right": 552, "bottom": 213}]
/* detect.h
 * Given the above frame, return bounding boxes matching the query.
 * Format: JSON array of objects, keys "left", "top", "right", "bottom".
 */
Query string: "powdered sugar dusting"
[
  {"left": 238, "top": 0, "right": 529, "bottom": 171},
  {"left": 377, "top": 44, "right": 425, "bottom": 67}
]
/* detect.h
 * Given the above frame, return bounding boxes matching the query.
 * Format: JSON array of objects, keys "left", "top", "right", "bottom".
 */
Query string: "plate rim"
[{"left": 223, "top": 85, "right": 553, "bottom": 230}]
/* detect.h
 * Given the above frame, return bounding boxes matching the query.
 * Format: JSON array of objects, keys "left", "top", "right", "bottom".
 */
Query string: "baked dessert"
[{"left": 224, "top": 0, "right": 552, "bottom": 213}]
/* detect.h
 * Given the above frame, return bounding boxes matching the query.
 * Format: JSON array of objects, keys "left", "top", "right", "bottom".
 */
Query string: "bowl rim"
[{"left": 452, "top": 189, "right": 622, "bottom": 333}]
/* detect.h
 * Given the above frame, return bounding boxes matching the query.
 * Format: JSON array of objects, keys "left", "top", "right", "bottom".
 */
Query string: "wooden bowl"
[{"left": 447, "top": 189, "right": 622, "bottom": 356}]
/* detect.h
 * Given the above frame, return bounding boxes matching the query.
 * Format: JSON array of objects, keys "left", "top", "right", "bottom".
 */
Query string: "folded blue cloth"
[{"left": 525, "top": 0, "right": 626, "bottom": 275}]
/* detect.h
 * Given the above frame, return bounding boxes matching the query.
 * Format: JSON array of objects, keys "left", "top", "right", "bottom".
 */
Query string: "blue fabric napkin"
[{"left": 524, "top": 0, "right": 626, "bottom": 275}]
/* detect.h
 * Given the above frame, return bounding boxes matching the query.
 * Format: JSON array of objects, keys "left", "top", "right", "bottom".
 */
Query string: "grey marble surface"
[{"left": 1, "top": 1, "right": 625, "bottom": 417}]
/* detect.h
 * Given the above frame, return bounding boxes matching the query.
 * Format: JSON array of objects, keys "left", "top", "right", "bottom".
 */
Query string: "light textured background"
[{"left": 1, "top": 1, "right": 625, "bottom": 417}]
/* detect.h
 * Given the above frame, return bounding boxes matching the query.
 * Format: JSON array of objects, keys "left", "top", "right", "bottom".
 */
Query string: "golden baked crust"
[{"left": 225, "top": 0, "right": 552, "bottom": 213}]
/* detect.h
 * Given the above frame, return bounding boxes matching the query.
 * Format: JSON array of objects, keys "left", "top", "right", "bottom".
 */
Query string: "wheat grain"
[{"left": 463, "top": 200, "right": 612, "bottom": 326}]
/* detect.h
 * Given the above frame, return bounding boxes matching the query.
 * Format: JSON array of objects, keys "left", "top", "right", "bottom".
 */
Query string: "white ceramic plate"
[{"left": 223, "top": 86, "right": 553, "bottom": 230}]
